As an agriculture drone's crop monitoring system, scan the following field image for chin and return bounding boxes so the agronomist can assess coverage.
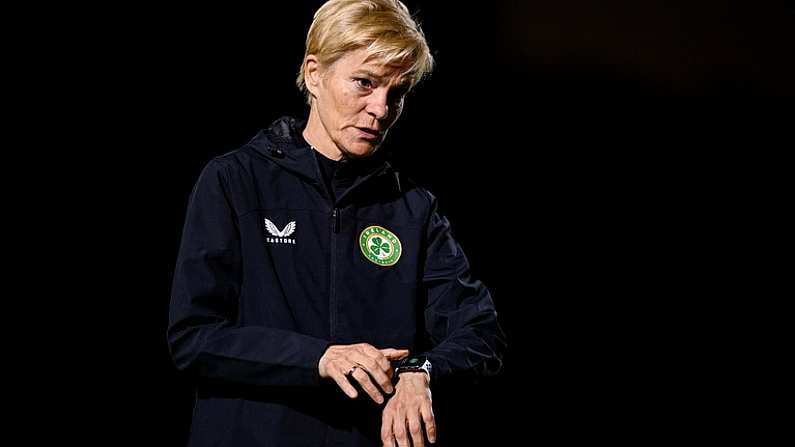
[346,141,379,158]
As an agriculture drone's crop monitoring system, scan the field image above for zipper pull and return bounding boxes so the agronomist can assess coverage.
[332,208,340,233]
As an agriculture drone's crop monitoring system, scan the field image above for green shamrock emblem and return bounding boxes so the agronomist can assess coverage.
[359,226,401,266]
[369,236,391,256]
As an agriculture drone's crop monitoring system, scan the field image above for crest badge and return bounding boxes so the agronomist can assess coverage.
[359,225,402,266]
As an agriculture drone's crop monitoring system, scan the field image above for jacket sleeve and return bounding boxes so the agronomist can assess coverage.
[167,160,331,387]
[419,193,507,383]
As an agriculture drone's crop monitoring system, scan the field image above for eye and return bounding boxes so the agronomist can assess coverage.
[354,78,373,89]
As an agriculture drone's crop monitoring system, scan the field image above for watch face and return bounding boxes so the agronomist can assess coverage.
[402,356,425,367]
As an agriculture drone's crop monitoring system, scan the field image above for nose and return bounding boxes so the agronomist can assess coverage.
[365,89,389,121]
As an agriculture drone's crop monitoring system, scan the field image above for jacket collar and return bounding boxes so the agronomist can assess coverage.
[244,116,399,203]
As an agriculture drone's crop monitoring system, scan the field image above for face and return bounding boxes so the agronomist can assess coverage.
[306,48,411,158]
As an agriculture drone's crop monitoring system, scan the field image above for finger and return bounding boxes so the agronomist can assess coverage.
[379,348,410,360]
[351,367,385,404]
[408,410,425,447]
[369,366,394,395]
[363,346,394,377]
[351,353,394,394]
[330,367,358,399]
[355,349,391,375]
[381,407,396,447]
[394,409,410,447]
[421,404,437,444]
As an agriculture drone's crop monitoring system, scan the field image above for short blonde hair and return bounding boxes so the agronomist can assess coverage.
[297,0,434,104]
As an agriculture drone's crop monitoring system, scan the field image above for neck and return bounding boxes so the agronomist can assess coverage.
[303,104,344,161]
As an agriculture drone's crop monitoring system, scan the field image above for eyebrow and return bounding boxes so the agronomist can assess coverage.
[354,70,385,80]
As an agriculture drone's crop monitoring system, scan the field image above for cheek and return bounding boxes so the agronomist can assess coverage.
[339,91,363,114]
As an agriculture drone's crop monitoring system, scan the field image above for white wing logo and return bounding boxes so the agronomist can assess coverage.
[264,219,297,237]
[280,221,296,237]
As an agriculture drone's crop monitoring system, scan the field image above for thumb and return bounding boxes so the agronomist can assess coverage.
[379,348,410,360]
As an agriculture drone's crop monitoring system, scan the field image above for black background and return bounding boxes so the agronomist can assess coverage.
[28,0,792,444]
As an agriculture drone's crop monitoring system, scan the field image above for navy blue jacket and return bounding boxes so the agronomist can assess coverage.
[168,117,506,446]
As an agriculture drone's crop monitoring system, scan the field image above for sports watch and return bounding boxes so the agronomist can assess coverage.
[394,355,432,379]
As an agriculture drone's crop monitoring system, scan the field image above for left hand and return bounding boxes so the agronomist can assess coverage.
[380,372,436,447]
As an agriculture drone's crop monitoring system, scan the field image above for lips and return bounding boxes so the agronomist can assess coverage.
[355,127,383,138]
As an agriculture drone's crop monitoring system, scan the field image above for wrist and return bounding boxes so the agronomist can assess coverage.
[395,371,430,387]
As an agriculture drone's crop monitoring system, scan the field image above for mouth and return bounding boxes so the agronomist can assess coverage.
[355,127,384,140]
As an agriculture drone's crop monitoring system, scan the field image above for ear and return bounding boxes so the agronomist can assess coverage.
[304,55,322,97]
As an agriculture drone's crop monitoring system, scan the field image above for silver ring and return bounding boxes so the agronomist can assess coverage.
[346,365,359,376]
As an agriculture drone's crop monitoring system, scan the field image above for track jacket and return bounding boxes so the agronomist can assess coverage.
[168,116,506,446]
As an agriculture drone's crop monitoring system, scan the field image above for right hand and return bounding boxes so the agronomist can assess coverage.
[318,344,409,404]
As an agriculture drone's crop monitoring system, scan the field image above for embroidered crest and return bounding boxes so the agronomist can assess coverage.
[359,225,402,266]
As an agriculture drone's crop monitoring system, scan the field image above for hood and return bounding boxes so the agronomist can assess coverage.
[243,116,398,203]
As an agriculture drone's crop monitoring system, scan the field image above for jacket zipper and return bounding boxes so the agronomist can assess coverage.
[332,208,340,233]
[306,148,388,342]
[307,148,341,342]
[329,207,339,341]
